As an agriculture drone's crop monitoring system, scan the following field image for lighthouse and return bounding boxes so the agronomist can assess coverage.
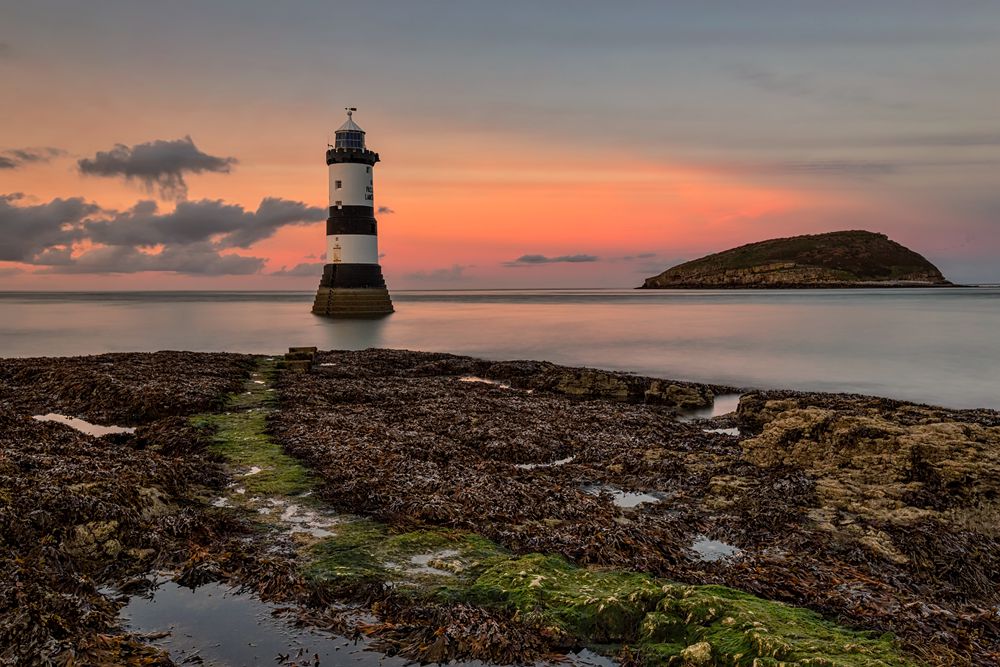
[312,108,394,317]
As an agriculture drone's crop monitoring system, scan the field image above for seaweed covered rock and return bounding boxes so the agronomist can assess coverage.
[0,351,256,424]
[272,349,999,664]
[0,352,250,663]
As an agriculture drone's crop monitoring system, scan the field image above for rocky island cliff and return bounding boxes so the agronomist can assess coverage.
[641,230,951,288]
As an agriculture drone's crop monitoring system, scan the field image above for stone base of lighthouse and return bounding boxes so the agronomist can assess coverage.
[312,263,393,317]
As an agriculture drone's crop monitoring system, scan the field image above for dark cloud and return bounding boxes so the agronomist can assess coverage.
[621,252,657,261]
[85,197,324,249]
[377,206,395,214]
[882,132,1000,148]
[503,254,599,267]
[0,266,24,277]
[78,136,236,200]
[43,242,265,275]
[404,264,472,281]
[0,147,65,170]
[271,261,324,277]
[0,193,95,262]
[0,193,322,276]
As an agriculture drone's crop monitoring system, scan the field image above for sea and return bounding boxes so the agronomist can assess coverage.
[0,288,997,410]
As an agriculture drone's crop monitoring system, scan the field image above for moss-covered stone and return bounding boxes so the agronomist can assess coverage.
[470,553,665,643]
[469,555,917,666]
[307,522,509,589]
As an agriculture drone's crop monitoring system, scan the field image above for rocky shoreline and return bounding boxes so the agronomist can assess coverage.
[1,350,997,665]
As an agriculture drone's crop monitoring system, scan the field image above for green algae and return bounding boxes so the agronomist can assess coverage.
[190,358,313,497]
[470,555,917,666]
[307,522,509,590]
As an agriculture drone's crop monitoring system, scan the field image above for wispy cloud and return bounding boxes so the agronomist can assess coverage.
[0,147,65,170]
[78,136,236,200]
[728,63,908,111]
[405,264,473,281]
[377,206,395,214]
[271,261,324,277]
[503,253,599,267]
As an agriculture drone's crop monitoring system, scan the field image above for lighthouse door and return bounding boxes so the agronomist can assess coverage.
[332,242,342,263]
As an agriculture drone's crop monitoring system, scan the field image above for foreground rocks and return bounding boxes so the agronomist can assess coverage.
[0,353,252,664]
[1,349,997,665]
[272,349,999,665]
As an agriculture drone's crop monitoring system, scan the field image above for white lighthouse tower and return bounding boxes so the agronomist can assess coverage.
[312,108,394,317]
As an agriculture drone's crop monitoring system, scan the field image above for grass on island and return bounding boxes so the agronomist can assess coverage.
[192,357,920,666]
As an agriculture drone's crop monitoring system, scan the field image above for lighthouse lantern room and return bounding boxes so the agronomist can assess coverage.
[312,108,394,317]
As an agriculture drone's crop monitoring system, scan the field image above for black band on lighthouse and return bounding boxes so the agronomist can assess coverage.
[318,263,388,289]
[327,206,378,235]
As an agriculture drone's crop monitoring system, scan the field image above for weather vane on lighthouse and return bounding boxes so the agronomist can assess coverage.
[312,107,394,317]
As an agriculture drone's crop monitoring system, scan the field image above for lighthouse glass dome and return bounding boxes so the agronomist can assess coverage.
[335,130,365,150]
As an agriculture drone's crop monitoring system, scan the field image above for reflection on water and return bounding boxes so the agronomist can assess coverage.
[582,484,664,508]
[691,536,742,562]
[1,288,998,409]
[679,394,743,421]
[120,580,391,666]
[33,413,135,436]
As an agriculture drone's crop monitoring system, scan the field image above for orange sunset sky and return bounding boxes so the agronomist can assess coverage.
[2,2,999,288]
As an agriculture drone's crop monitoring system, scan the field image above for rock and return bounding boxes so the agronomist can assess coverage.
[137,486,171,520]
[680,641,713,666]
[62,520,122,561]
[542,368,631,401]
[645,381,710,410]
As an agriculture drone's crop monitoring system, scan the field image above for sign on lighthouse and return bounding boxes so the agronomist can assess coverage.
[312,108,394,317]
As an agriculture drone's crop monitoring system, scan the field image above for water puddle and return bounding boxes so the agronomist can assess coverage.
[703,427,740,437]
[120,579,395,666]
[120,578,613,666]
[691,535,742,562]
[32,413,136,437]
[565,649,618,667]
[458,376,512,389]
[407,549,461,576]
[252,498,342,539]
[582,485,663,508]
[514,455,575,470]
[679,393,742,421]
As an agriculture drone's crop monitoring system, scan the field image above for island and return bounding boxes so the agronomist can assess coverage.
[641,230,952,289]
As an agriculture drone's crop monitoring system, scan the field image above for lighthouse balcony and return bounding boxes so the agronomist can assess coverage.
[326,147,380,166]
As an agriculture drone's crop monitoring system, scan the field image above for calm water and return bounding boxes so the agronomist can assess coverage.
[0,288,997,409]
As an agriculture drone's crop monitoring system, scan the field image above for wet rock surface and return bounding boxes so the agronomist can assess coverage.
[0,352,247,664]
[0,351,255,424]
[2,348,998,665]
[271,349,999,665]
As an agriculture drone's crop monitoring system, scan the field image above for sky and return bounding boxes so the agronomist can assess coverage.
[1,0,999,289]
